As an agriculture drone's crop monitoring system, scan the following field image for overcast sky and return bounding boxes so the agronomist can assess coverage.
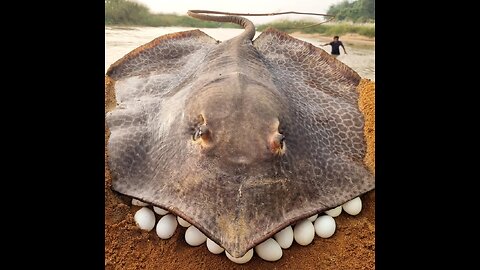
[130,0,344,24]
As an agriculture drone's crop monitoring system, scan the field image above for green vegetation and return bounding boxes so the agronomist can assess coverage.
[257,21,374,38]
[105,0,239,28]
[327,0,375,22]
[105,0,374,37]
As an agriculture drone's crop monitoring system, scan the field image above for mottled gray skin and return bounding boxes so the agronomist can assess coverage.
[106,14,374,258]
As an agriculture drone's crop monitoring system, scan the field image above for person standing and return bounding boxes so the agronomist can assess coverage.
[321,36,347,56]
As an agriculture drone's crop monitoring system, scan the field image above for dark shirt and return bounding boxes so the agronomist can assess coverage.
[329,41,343,55]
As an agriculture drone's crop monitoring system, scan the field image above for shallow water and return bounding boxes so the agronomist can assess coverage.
[105,26,375,81]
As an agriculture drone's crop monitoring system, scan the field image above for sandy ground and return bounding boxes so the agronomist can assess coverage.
[105,77,375,269]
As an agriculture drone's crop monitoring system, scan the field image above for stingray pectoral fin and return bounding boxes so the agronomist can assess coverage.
[106,30,217,80]
[224,28,374,255]
[253,28,360,89]
[252,28,372,175]
[106,30,217,201]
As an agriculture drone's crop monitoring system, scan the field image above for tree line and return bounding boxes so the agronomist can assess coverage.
[104,0,374,37]
[327,0,375,22]
[105,0,238,28]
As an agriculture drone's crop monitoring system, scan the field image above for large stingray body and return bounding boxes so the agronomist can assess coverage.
[106,13,374,258]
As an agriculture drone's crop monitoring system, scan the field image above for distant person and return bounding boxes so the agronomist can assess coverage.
[321,36,347,57]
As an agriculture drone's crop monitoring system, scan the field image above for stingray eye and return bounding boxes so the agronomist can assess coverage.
[279,135,286,148]
[193,128,202,141]
[271,133,286,155]
[192,125,210,142]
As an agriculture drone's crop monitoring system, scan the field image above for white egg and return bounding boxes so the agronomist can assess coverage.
[153,206,169,216]
[185,226,207,246]
[206,238,224,254]
[274,226,294,249]
[307,214,318,222]
[132,198,149,207]
[343,197,362,215]
[225,249,254,264]
[156,214,178,239]
[314,215,336,238]
[325,205,342,217]
[134,207,155,231]
[177,216,191,227]
[255,238,283,261]
[293,219,315,246]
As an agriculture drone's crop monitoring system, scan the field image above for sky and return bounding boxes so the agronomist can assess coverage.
[130,0,344,24]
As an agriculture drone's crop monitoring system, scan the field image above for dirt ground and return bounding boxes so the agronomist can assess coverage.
[105,77,375,269]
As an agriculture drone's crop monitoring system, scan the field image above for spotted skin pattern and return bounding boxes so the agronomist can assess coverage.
[106,25,374,258]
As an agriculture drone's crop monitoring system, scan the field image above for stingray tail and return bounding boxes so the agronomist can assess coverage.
[187,10,255,41]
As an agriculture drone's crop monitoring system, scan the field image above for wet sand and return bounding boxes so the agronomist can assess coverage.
[105,78,375,269]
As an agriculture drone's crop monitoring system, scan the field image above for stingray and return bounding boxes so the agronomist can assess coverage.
[105,10,375,258]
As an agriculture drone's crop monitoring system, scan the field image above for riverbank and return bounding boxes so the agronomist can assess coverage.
[291,32,375,47]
